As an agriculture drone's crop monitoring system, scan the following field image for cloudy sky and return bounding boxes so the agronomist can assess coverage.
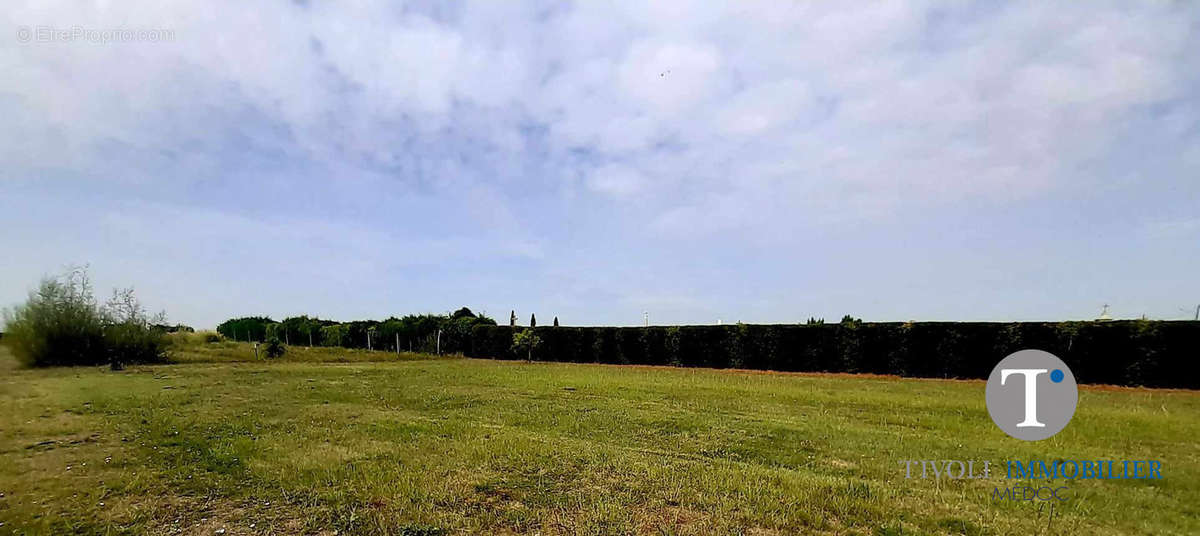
[2,1,1198,328]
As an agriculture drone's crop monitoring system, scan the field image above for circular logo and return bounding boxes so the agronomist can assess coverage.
[17,26,32,43]
[985,349,1077,441]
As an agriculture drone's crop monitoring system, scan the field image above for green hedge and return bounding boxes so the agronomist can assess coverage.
[467,321,1200,389]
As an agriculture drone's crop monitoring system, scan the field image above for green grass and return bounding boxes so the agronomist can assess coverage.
[0,342,1197,535]
[163,334,438,365]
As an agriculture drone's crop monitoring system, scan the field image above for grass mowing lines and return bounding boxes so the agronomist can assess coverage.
[1,344,1198,534]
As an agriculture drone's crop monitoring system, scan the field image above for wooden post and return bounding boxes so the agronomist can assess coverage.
[367,331,372,351]
[436,329,441,355]
[396,333,400,356]
[253,342,259,360]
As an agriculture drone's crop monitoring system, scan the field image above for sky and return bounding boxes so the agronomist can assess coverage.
[1,1,1198,329]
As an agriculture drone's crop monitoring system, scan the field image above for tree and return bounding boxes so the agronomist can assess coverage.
[553,316,559,327]
[298,317,322,347]
[510,310,516,327]
[320,324,348,347]
[452,307,476,319]
[216,316,275,342]
[511,329,542,362]
[530,313,537,328]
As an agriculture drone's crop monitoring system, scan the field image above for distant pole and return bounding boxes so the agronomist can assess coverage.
[643,311,649,327]
[285,332,289,346]
[436,330,442,355]
[309,331,313,347]
[396,333,400,355]
[367,331,372,351]
[1195,304,1199,321]
[253,343,259,360]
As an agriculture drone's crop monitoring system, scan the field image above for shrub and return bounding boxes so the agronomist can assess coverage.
[100,287,169,368]
[2,269,105,367]
[203,332,222,343]
[2,268,168,368]
[264,336,286,359]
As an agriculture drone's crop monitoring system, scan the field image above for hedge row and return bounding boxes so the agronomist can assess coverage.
[467,321,1200,389]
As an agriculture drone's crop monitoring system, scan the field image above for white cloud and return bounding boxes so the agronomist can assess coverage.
[586,164,646,197]
[617,40,723,118]
[2,1,1198,324]
[716,79,812,136]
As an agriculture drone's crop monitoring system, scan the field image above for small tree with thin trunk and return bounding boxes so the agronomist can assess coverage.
[511,329,542,362]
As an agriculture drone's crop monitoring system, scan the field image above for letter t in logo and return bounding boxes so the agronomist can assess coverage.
[987,350,1077,441]
[1001,369,1048,427]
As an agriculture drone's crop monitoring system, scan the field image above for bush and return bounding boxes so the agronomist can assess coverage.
[264,336,286,359]
[203,332,222,343]
[101,287,169,367]
[2,268,168,368]
[2,269,105,367]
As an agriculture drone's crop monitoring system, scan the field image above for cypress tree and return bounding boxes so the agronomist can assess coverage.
[510,310,516,327]
[530,313,537,328]
[553,316,559,327]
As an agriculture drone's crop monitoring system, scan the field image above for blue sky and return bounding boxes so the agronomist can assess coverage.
[2,1,1198,328]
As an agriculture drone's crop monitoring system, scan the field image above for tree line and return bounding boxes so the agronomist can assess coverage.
[215,307,497,354]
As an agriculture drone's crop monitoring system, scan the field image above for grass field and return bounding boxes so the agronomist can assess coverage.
[0,342,1197,535]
